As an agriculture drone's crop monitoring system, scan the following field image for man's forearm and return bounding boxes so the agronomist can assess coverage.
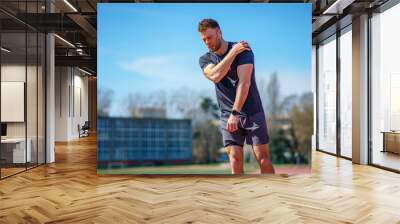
[205,50,237,83]
[232,81,251,112]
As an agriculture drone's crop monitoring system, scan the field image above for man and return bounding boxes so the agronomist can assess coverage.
[198,18,275,174]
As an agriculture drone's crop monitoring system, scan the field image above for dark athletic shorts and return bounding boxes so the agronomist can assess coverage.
[220,111,270,147]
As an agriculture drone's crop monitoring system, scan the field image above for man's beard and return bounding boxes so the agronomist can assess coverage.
[212,39,222,52]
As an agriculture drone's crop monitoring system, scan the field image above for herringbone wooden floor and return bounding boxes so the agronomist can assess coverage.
[1,135,400,224]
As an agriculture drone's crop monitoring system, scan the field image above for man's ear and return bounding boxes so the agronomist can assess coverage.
[217,28,222,36]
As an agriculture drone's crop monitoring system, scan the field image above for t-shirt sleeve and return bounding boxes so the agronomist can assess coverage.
[236,49,254,66]
[199,54,212,70]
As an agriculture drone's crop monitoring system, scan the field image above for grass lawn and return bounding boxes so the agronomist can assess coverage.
[97,163,310,175]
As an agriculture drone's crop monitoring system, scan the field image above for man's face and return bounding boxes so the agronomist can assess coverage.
[200,28,222,52]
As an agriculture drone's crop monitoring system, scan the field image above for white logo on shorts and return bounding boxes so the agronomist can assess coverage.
[246,122,259,131]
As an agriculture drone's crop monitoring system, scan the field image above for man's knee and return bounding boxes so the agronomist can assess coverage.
[253,144,270,156]
[230,153,244,163]
[253,149,271,163]
[226,146,243,162]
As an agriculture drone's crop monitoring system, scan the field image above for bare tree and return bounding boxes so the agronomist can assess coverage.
[280,94,298,116]
[124,90,167,117]
[192,120,223,163]
[98,87,114,117]
[200,97,219,119]
[289,92,313,156]
[266,72,281,118]
[168,87,212,119]
[257,73,313,164]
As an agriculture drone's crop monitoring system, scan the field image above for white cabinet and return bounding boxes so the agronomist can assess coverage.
[1,138,32,163]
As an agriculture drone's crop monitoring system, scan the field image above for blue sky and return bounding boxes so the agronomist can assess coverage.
[98,3,311,116]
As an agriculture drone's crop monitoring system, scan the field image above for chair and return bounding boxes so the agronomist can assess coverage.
[79,121,90,138]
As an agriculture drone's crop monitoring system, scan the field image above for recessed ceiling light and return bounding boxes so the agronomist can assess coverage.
[322,0,355,15]
[54,34,75,48]
[78,67,93,76]
[1,47,11,53]
[63,0,78,12]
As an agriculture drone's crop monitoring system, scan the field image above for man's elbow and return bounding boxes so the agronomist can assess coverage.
[204,70,219,83]
[210,73,222,83]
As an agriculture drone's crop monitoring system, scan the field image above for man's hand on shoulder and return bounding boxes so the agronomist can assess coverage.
[199,41,250,84]
[231,41,251,56]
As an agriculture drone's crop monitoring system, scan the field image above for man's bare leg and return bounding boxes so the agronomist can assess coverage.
[225,145,244,174]
[252,144,275,174]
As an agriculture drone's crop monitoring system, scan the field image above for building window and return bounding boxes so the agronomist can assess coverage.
[339,26,352,158]
[371,3,400,171]
[317,35,337,154]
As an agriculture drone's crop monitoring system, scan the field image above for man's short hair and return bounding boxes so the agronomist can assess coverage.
[198,18,220,32]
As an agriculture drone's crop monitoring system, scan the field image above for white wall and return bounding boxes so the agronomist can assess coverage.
[55,67,89,141]
[1,65,26,130]
[1,65,40,138]
[72,72,89,138]
[55,66,69,141]
[1,65,26,142]
[1,63,46,164]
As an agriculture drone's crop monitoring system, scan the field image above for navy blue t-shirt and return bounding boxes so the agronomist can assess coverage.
[199,41,264,117]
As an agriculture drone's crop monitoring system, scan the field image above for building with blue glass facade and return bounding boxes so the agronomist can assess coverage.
[97,116,192,168]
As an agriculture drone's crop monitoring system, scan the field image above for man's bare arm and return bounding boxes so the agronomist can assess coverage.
[203,50,237,83]
[232,64,253,112]
[202,41,250,83]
